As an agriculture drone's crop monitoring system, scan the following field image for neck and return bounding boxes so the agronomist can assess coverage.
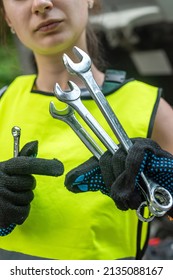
[34,51,104,93]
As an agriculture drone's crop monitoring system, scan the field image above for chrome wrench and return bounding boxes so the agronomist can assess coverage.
[54,81,118,155]
[49,102,103,159]
[63,46,132,151]
[62,47,173,221]
[53,80,169,221]
[11,126,21,157]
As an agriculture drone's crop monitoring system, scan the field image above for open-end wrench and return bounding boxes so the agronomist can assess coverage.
[62,47,173,221]
[54,81,118,155]
[11,126,21,157]
[49,102,103,159]
[63,46,132,151]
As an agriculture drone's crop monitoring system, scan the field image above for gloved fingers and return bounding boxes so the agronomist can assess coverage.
[0,173,36,191]
[111,196,129,211]
[127,137,173,165]
[65,156,110,195]
[0,188,34,206]
[99,146,136,188]
[65,156,99,191]
[118,139,152,188]
[99,151,115,187]
[0,204,31,227]
[112,148,127,177]
[126,191,143,210]
[68,156,99,177]
[110,172,143,211]
[124,138,173,188]
[111,188,143,210]
[130,137,162,151]
[128,139,173,198]
[19,141,38,157]
[0,157,64,176]
[110,172,130,210]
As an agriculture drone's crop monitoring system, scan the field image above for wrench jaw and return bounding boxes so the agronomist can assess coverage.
[63,46,91,74]
[49,101,74,120]
[11,126,21,138]
[54,81,81,103]
[54,82,66,102]
[49,102,58,120]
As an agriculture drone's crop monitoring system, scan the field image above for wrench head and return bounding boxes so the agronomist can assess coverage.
[63,46,91,74]
[11,126,21,137]
[54,80,81,102]
[49,101,74,120]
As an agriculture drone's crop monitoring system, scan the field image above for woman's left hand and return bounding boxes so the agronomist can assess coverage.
[65,138,173,216]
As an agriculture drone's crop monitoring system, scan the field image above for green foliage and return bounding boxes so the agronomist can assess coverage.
[0,34,21,88]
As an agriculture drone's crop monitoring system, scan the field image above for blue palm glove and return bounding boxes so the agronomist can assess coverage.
[0,141,64,236]
[65,156,109,195]
[65,138,173,216]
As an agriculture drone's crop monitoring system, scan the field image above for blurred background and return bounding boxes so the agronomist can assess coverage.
[92,0,173,106]
[2,0,173,105]
[1,0,173,259]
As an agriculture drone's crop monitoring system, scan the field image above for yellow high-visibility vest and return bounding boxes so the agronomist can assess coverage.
[0,73,161,259]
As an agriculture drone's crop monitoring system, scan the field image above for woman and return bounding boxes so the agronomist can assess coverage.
[0,0,173,260]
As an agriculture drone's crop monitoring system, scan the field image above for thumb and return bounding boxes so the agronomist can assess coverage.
[19,141,38,157]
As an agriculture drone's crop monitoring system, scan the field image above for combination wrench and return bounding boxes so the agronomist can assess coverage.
[49,102,104,160]
[54,81,118,155]
[63,47,132,152]
[11,126,21,157]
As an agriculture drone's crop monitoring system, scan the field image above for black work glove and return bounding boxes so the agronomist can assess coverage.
[65,138,173,216]
[0,141,64,236]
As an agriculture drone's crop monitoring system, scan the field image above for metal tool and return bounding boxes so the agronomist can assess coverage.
[11,126,21,157]
[49,102,103,160]
[54,81,118,155]
[53,79,172,221]
[63,46,132,151]
[61,46,173,221]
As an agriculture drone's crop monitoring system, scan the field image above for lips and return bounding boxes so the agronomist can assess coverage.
[35,20,62,32]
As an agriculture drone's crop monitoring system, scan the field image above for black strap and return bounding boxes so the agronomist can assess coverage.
[136,218,150,260]
[104,69,126,83]
[81,69,127,100]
